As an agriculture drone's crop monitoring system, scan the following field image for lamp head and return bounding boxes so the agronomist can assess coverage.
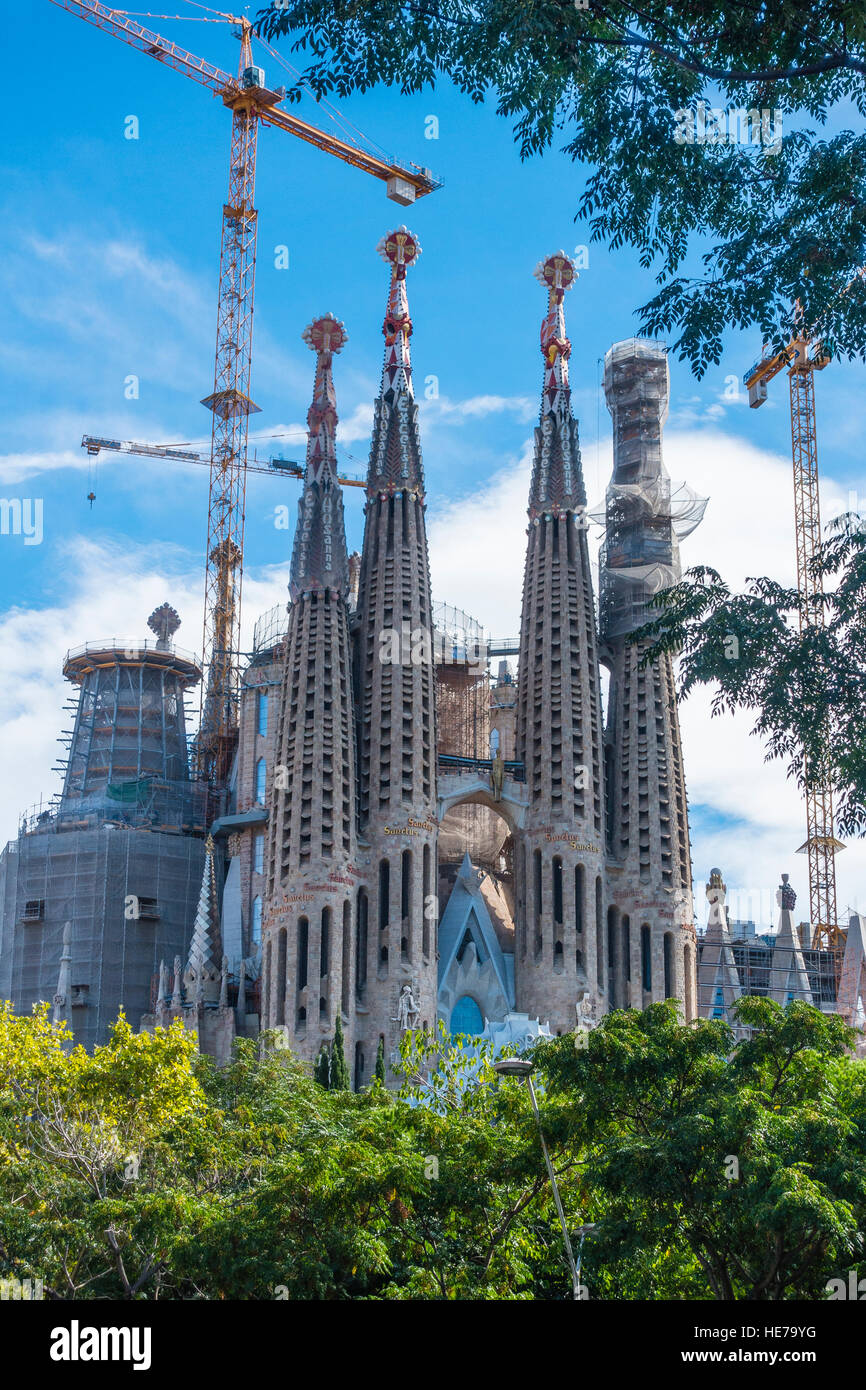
[493,1057,535,1079]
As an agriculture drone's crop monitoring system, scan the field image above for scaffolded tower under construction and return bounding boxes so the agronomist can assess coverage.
[0,606,208,1049]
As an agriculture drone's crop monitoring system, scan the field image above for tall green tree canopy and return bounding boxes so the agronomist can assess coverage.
[2,1001,864,1299]
[636,521,866,839]
[258,0,866,373]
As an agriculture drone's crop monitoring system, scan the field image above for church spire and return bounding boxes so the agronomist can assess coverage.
[528,251,585,516]
[366,226,425,497]
[52,921,72,1028]
[184,833,221,1004]
[290,313,350,600]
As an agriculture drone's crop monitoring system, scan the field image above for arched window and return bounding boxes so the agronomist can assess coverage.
[320,907,331,977]
[607,906,619,1009]
[490,728,500,754]
[401,849,412,921]
[254,832,265,875]
[297,916,309,991]
[341,901,351,1015]
[422,844,432,959]
[257,689,268,737]
[379,859,390,931]
[575,863,584,935]
[355,888,368,996]
[276,929,287,1026]
[641,924,652,992]
[595,877,604,987]
[450,995,484,1036]
[255,757,266,804]
[663,932,673,999]
[552,856,563,924]
[251,895,263,946]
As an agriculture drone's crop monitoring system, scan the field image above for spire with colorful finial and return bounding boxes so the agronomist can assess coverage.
[528,250,585,515]
[289,313,350,601]
[367,226,426,497]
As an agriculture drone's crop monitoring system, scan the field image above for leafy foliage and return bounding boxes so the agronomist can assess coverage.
[256,0,866,373]
[331,1012,350,1090]
[635,520,866,838]
[1,1000,863,1299]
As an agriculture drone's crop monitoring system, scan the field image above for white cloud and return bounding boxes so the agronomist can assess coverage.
[2,402,862,925]
[0,537,289,846]
[428,423,866,922]
[421,393,536,424]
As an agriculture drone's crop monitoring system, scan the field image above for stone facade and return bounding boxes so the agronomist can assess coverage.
[256,243,703,1081]
[599,337,700,1020]
[262,314,361,1069]
[514,253,606,1032]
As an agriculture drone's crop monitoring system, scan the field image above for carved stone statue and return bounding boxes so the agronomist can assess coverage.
[156,959,169,1019]
[576,989,599,1028]
[219,955,229,1009]
[393,982,420,1032]
[171,954,183,1009]
[490,751,505,802]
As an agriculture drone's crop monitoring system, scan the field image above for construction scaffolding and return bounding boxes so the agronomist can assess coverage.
[432,601,513,874]
[433,600,489,759]
[0,818,207,1051]
[58,620,206,832]
[599,339,707,639]
[251,602,290,659]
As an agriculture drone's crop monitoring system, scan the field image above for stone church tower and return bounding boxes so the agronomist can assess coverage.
[600,338,700,1018]
[263,313,359,1063]
[257,244,702,1082]
[514,252,606,1033]
[352,227,438,1081]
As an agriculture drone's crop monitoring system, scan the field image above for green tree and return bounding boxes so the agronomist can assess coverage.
[2,999,863,1299]
[542,999,866,1300]
[259,0,866,373]
[375,1036,386,1084]
[330,1012,350,1090]
[636,520,866,839]
[314,1044,331,1089]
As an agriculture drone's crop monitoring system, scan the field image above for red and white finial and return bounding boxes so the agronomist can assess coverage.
[377,226,422,277]
[290,313,350,598]
[302,312,348,358]
[535,251,577,404]
[376,226,420,399]
[299,312,346,483]
[534,250,577,302]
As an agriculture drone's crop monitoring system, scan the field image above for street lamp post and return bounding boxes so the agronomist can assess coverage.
[493,1056,586,1301]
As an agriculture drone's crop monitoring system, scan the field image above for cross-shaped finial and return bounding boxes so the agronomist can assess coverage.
[147,603,181,648]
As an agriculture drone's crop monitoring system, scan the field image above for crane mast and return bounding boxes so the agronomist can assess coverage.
[49,0,440,797]
[199,23,260,787]
[787,337,842,950]
[745,324,842,950]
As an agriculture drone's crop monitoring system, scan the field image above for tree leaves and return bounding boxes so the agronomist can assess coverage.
[255,0,866,373]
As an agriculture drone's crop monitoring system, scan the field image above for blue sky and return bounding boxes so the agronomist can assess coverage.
[2,0,864,923]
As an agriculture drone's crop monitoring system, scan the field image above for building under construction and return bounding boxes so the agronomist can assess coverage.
[2,252,863,1063]
[0,605,208,1049]
[698,869,866,1048]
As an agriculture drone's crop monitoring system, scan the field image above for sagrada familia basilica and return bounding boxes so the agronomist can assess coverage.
[7,230,862,1078]
[248,230,703,1082]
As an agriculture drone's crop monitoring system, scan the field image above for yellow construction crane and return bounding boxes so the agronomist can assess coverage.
[743,301,851,950]
[81,434,368,487]
[51,0,440,790]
